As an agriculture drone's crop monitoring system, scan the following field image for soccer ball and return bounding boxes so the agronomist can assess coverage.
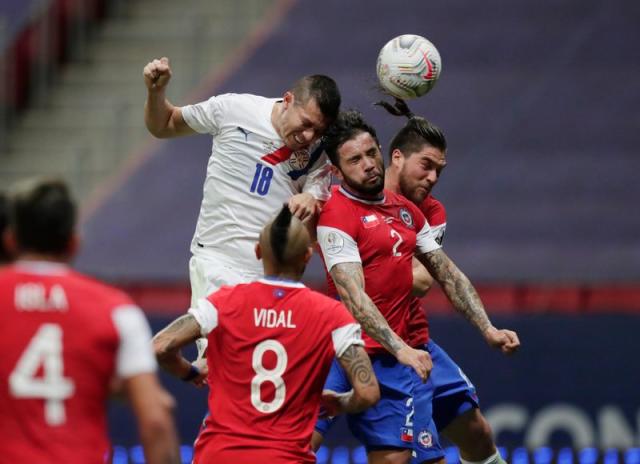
[376,34,442,100]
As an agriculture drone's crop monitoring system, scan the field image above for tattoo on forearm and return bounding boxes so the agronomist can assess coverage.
[158,314,200,351]
[421,249,491,332]
[340,345,376,387]
[331,263,404,354]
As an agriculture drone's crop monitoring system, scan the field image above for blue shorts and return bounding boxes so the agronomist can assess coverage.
[315,340,478,462]
[319,353,421,451]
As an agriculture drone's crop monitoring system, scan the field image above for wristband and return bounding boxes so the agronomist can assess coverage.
[182,364,200,382]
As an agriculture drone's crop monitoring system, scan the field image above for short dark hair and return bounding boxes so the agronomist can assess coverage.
[389,116,447,158]
[376,98,447,156]
[8,178,76,255]
[323,110,380,167]
[0,192,10,263]
[291,75,341,123]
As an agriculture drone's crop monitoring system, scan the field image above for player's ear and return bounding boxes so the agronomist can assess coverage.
[2,228,18,258]
[66,232,81,259]
[303,246,313,264]
[391,149,405,169]
[283,91,294,109]
[255,243,262,261]
[330,164,344,182]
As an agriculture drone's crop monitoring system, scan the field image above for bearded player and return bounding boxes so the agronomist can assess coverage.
[315,110,519,464]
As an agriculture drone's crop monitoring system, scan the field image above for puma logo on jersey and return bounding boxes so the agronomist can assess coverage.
[254,308,297,329]
[237,126,251,141]
[14,283,68,311]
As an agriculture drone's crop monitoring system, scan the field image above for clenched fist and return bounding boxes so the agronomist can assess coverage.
[143,57,172,91]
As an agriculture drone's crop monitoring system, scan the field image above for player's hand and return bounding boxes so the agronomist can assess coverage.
[189,359,209,387]
[396,345,432,382]
[288,193,321,222]
[320,389,351,418]
[143,57,172,91]
[483,326,520,355]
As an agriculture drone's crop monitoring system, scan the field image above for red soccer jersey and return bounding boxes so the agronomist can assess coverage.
[406,195,447,347]
[189,278,362,464]
[317,186,441,354]
[0,261,156,464]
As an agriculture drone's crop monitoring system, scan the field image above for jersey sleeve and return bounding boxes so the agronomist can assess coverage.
[317,199,362,271]
[317,226,361,272]
[112,305,157,378]
[329,301,364,357]
[406,199,442,255]
[181,94,227,135]
[187,297,219,337]
[332,323,364,357]
[302,151,331,201]
[430,223,447,246]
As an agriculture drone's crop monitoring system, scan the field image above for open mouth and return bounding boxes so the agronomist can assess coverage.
[293,134,304,145]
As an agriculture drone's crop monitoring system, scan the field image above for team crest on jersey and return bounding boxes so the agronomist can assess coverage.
[323,231,344,255]
[288,150,310,170]
[399,208,414,228]
[418,430,433,448]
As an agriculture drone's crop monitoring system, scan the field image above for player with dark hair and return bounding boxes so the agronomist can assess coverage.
[381,99,513,464]
[0,178,180,464]
[143,58,341,362]
[153,206,379,464]
[0,191,10,264]
[315,110,519,464]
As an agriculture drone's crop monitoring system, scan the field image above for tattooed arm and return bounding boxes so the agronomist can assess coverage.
[330,262,432,380]
[153,315,207,383]
[416,249,520,353]
[322,344,380,415]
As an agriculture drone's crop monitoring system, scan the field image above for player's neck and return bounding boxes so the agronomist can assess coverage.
[384,168,401,194]
[17,253,69,264]
[340,183,384,202]
[263,264,303,282]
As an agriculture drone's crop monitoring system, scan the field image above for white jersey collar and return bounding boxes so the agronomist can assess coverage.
[14,260,70,276]
[258,277,306,288]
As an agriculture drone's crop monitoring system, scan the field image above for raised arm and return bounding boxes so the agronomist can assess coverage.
[143,57,195,138]
[322,344,380,415]
[152,314,207,385]
[416,248,520,354]
[330,262,431,380]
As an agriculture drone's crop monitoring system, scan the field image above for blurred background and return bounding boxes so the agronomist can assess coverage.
[1,0,639,462]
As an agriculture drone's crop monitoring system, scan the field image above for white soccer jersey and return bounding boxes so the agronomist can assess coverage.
[182,93,331,275]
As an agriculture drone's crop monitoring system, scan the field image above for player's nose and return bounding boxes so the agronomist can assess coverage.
[426,169,438,184]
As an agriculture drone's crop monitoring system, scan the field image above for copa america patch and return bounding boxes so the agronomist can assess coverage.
[418,430,433,448]
[289,150,310,170]
[323,231,345,255]
[399,208,414,228]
